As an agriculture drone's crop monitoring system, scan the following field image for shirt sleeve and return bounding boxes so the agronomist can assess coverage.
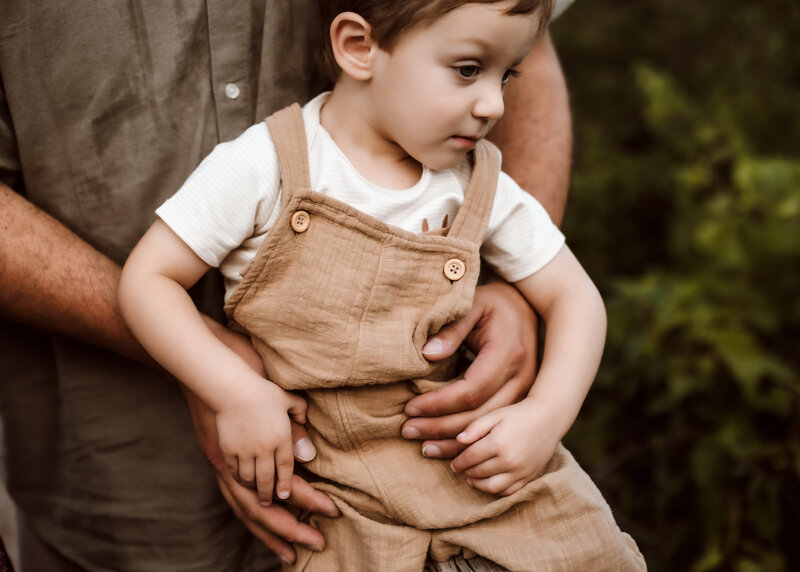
[155,122,281,268]
[481,171,566,283]
[0,72,22,190]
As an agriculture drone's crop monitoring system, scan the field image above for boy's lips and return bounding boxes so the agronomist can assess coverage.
[451,135,480,148]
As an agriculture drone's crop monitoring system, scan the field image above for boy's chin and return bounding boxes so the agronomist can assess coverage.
[421,154,469,173]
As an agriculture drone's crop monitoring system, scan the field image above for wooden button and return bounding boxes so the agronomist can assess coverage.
[443,258,466,281]
[290,210,310,232]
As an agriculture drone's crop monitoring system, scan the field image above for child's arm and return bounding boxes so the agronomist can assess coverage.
[449,245,606,496]
[118,219,306,504]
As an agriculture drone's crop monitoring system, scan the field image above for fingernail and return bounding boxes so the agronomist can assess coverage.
[422,445,442,458]
[406,405,421,416]
[279,555,292,564]
[326,506,341,518]
[456,432,467,442]
[277,489,290,500]
[305,543,324,552]
[402,426,421,439]
[421,337,444,354]
[259,500,271,507]
[294,437,316,462]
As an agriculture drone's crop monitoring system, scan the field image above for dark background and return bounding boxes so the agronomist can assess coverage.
[552,1,800,570]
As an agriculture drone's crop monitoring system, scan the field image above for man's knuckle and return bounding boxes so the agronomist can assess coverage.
[241,505,262,521]
[424,425,443,440]
[462,390,484,409]
[509,342,526,364]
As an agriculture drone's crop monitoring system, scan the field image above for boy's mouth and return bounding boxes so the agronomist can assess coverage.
[451,135,479,148]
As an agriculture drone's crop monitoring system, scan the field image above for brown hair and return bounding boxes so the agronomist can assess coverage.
[318,0,555,82]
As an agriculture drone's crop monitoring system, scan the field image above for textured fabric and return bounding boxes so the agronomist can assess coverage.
[157,93,565,301]
[0,1,323,570]
[225,105,646,572]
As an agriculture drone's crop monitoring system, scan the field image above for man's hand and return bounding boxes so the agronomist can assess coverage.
[192,321,339,563]
[183,386,339,564]
[402,280,538,459]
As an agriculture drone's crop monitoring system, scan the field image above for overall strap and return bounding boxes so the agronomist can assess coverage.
[264,103,312,209]
[446,140,501,245]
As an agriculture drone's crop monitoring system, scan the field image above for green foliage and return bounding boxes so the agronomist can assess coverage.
[554,1,800,570]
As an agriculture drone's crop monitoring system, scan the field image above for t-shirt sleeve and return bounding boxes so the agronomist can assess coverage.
[155,123,281,268]
[481,171,566,283]
[553,0,577,20]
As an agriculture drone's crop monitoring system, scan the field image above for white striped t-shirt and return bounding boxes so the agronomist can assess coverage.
[156,92,565,301]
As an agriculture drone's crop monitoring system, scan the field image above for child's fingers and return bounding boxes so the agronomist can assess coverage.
[466,472,514,495]
[238,457,256,487]
[286,392,308,425]
[274,439,295,501]
[255,456,276,506]
[450,436,497,473]
[455,410,501,445]
[461,456,507,479]
[497,478,527,497]
[225,453,240,482]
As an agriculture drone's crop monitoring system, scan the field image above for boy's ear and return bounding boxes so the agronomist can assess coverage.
[330,12,376,81]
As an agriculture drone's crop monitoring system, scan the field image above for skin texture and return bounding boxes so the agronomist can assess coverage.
[0,6,574,566]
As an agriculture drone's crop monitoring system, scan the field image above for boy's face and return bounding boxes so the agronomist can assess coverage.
[367,1,541,171]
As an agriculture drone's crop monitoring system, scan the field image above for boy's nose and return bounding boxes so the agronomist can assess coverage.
[472,83,505,122]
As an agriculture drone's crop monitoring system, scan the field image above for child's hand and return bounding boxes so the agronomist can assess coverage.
[215,378,307,506]
[449,397,562,496]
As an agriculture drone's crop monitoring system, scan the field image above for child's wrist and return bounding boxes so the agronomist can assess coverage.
[519,394,577,442]
[211,371,276,412]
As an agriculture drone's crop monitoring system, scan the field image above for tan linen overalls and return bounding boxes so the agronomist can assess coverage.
[224,106,646,572]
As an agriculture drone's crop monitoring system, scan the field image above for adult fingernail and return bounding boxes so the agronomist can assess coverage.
[326,506,341,518]
[277,489,290,500]
[402,426,421,439]
[305,543,324,552]
[294,437,316,462]
[406,405,421,416]
[422,445,442,458]
[422,338,444,354]
[279,554,292,564]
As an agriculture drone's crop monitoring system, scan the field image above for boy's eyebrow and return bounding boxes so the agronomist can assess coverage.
[446,36,494,53]
[445,37,527,67]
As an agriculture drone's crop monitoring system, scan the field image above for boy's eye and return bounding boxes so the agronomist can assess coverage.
[502,68,521,84]
[455,65,480,79]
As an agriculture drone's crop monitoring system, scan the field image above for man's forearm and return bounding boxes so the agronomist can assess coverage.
[490,33,572,225]
[0,182,151,363]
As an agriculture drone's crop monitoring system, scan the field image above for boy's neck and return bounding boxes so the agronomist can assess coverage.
[320,82,424,190]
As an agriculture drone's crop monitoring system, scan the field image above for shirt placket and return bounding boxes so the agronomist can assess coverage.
[206,0,252,142]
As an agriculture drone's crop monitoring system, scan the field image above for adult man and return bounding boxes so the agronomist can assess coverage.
[0,0,573,569]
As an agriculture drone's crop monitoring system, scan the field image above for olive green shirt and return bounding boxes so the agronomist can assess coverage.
[0,1,323,570]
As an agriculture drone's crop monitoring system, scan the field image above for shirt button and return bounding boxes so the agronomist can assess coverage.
[224,83,240,100]
[291,210,310,232]
[443,258,466,281]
